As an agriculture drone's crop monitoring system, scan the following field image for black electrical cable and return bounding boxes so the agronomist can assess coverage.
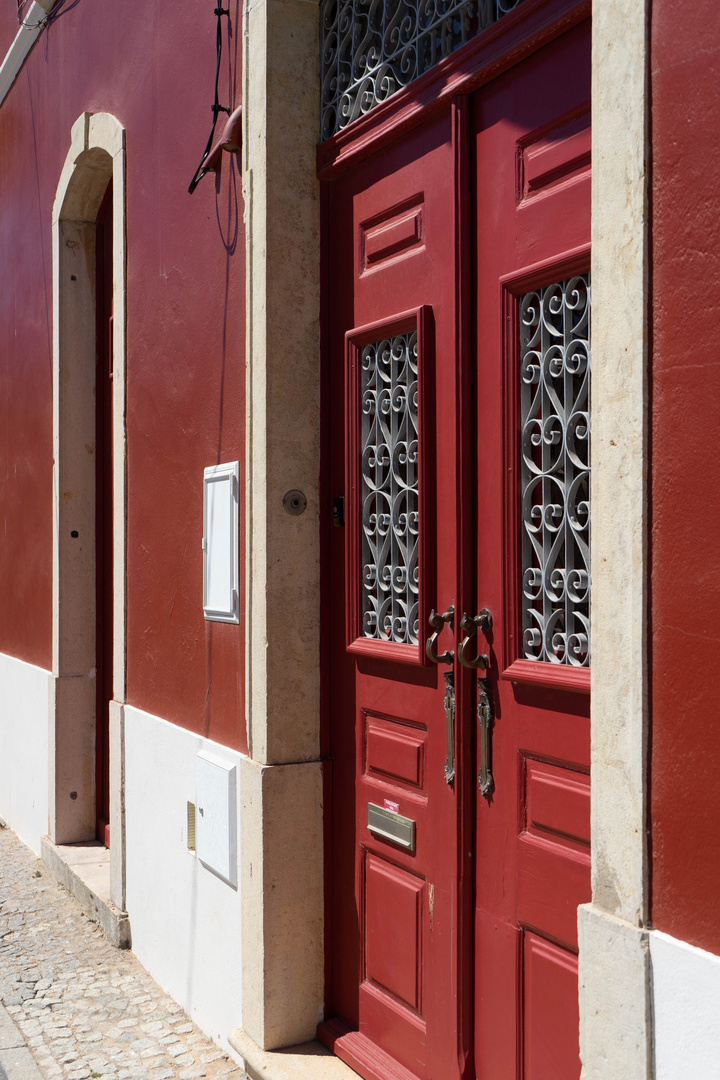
[188,6,231,195]
[17,0,75,30]
[18,0,82,32]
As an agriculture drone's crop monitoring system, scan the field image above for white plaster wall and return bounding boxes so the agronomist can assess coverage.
[651,929,720,1079]
[124,706,243,1055]
[0,652,51,854]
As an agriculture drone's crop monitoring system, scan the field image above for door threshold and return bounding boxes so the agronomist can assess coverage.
[228,1027,360,1080]
[318,1019,421,1080]
[41,837,130,949]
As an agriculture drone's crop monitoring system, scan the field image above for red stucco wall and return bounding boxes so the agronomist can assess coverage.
[651,1,720,950]
[0,1,247,752]
[0,6,22,62]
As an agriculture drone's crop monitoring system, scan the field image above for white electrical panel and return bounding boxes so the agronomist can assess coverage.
[195,751,238,887]
[202,461,239,623]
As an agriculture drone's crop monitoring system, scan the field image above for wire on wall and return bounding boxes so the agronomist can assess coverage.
[188,5,231,194]
[18,0,81,31]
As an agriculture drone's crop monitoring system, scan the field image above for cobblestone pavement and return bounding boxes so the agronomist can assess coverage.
[0,824,247,1080]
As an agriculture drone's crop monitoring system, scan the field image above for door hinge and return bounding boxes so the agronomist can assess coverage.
[332,496,344,527]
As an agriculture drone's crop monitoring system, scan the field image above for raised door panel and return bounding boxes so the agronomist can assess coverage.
[365,854,424,1011]
[522,933,580,1080]
[366,716,425,791]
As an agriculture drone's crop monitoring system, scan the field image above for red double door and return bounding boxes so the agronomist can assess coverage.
[323,20,591,1080]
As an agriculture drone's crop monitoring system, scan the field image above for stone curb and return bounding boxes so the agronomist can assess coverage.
[0,1004,44,1080]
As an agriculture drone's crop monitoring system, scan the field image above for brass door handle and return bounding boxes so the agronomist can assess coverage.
[477,679,494,799]
[425,606,454,665]
[458,609,492,670]
[442,671,455,785]
[426,607,455,785]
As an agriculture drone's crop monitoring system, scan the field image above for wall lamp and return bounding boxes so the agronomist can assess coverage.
[188,105,242,193]
[187,5,241,194]
[203,105,243,175]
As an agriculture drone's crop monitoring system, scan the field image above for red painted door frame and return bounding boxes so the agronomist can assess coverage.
[319,5,591,1079]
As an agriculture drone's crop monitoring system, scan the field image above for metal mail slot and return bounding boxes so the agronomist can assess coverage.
[367,803,416,852]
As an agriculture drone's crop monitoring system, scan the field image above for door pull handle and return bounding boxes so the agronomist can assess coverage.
[426,607,455,784]
[425,606,454,665]
[458,610,492,670]
[443,671,455,785]
[477,677,494,799]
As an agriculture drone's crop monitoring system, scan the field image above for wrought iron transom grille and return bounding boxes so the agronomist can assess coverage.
[361,331,419,645]
[321,0,527,140]
[520,275,590,667]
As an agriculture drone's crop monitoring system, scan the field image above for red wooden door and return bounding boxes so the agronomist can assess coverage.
[322,17,590,1080]
[322,112,468,1080]
[470,26,591,1079]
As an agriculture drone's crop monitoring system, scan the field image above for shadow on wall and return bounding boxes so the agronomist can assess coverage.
[193,10,243,1042]
[203,0,242,747]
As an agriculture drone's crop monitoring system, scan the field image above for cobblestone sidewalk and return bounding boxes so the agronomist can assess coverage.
[0,824,247,1080]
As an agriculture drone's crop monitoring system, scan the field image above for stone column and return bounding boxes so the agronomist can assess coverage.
[579,3,653,1076]
[239,0,324,1052]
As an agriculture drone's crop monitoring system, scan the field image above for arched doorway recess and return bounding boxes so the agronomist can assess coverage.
[50,112,127,911]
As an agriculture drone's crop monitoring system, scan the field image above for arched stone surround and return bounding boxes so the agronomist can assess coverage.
[51,112,127,910]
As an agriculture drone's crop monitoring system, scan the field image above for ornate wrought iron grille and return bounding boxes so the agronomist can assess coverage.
[321,0,527,140]
[361,331,419,645]
[520,275,590,667]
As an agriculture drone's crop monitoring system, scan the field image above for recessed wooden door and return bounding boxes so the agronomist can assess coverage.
[322,111,468,1080]
[322,18,591,1080]
[470,24,591,1079]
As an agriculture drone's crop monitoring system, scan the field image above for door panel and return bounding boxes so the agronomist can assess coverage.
[365,715,426,790]
[525,759,590,848]
[522,933,580,1080]
[365,853,424,1011]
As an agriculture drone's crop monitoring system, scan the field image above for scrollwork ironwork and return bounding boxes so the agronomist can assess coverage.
[321,0,527,140]
[361,331,420,645]
[520,275,591,667]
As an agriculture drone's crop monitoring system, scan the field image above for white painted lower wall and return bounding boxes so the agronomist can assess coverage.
[0,652,51,854]
[651,928,720,1079]
[124,705,243,1056]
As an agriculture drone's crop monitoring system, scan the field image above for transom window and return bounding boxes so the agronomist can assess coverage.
[321,0,527,140]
